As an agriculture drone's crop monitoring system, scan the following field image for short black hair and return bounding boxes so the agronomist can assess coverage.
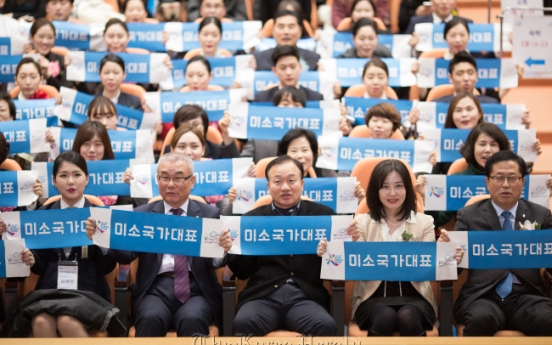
[16,57,42,77]
[352,17,378,37]
[30,18,56,37]
[104,18,129,34]
[46,0,74,3]
[271,44,300,66]
[362,58,388,78]
[100,53,125,73]
[265,155,304,180]
[272,86,306,107]
[366,159,417,222]
[0,93,16,120]
[173,104,209,137]
[278,128,319,167]
[121,0,146,13]
[485,150,528,178]
[53,151,89,177]
[444,17,469,39]
[448,51,477,74]
[0,132,9,165]
[273,9,301,27]
[364,103,402,134]
[460,123,511,170]
[186,55,212,74]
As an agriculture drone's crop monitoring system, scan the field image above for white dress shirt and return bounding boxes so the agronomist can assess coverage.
[104,90,121,105]
[433,13,454,24]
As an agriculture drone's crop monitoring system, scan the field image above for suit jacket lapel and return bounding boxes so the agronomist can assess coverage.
[481,199,502,230]
[186,199,202,218]
[515,199,529,230]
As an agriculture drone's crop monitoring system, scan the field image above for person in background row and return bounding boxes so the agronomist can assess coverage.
[253,10,320,71]
[338,18,391,59]
[318,159,463,336]
[332,0,388,29]
[255,0,312,25]
[405,0,472,34]
[123,0,149,23]
[23,18,73,91]
[195,17,231,58]
[0,93,16,122]
[45,0,73,21]
[0,0,45,20]
[337,0,382,33]
[188,0,247,22]
[398,0,425,33]
[97,54,143,111]
[253,45,324,102]
[0,151,126,338]
[454,150,552,336]
[87,96,119,131]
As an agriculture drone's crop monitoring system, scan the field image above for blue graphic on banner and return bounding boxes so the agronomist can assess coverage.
[339,242,437,281]
[52,21,92,50]
[14,99,56,120]
[1,120,37,154]
[57,128,142,160]
[170,57,242,89]
[39,160,131,197]
[232,216,334,255]
[127,23,166,52]
[0,55,21,82]
[344,97,412,125]
[323,137,418,171]
[157,91,233,123]
[0,37,10,55]
[3,209,92,249]
[432,129,520,162]
[253,71,322,94]
[432,58,503,87]
[237,106,338,140]
[466,230,552,269]
[0,241,5,278]
[334,58,406,87]
[177,22,251,51]
[99,209,206,256]
[76,52,154,83]
[422,24,497,52]
[147,0,158,16]
[0,171,24,207]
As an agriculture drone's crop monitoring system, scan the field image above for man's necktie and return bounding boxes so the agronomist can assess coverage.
[496,211,514,299]
[169,208,191,304]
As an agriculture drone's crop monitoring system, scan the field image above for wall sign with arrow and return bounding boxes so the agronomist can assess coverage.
[513,16,552,78]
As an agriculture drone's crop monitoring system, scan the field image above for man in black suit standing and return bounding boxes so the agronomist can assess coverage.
[254,10,319,71]
[451,150,552,336]
[254,45,324,103]
[405,0,473,34]
[229,155,359,336]
[87,152,232,337]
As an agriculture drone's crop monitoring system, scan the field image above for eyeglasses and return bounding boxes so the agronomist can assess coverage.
[489,176,523,184]
[157,174,193,185]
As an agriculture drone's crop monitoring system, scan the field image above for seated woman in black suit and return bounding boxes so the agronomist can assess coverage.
[0,151,123,337]
[97,54,143,111]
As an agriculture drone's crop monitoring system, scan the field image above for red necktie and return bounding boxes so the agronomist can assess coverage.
[169,208,190,304]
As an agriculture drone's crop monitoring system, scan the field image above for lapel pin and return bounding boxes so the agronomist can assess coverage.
[523,214,525,218]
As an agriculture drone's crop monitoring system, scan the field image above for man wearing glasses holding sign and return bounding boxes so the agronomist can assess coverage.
[87,153,232,337]
[452,150,552,336]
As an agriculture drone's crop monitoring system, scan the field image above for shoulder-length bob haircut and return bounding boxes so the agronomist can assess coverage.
[366,159,417,222]
[459,122,510,168]
[71,121,115,160]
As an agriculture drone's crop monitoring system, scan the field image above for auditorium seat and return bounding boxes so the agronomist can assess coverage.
[336,16,387,31]
[103,0,119,12]
[179,85,225,92]
[344,280,440,336]
[344,84,398,99]
[126,47,150,54]
[9,85,59,100]
[50,46,70,57]
[255,156,316,178]
[447,158,469,175]
[120,84,146,104]
[0,159,22,171]
[348,125,405,139]
[143,18,159,24]
[420,49,448,58]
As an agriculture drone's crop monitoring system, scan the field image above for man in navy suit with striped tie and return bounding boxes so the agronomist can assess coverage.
[87,152,232,336]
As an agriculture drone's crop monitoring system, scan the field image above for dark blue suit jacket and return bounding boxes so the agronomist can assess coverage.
[406,14,473,34]
[107,199,224,329]
[33,199,117,302]
[117,92,143,111]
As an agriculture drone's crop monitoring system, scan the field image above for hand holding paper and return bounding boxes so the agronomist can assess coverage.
[219,229,232,253]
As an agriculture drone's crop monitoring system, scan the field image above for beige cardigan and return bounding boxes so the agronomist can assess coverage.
[350,211,438,320]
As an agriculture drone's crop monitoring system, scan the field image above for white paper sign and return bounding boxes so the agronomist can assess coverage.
[513,16,552,78]
[436,241,460,280]
[3,239,31,278]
